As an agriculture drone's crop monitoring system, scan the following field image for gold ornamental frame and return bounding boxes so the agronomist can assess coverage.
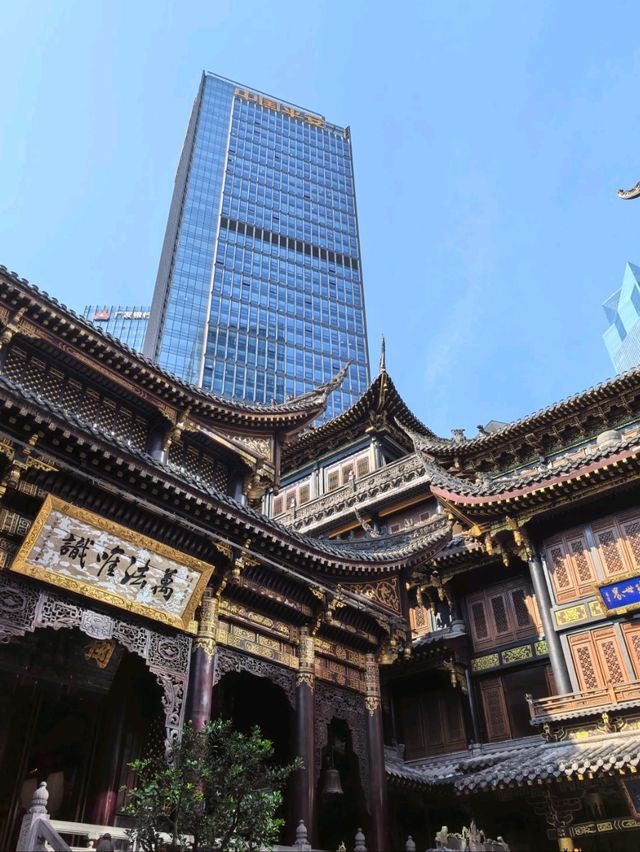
[10,495,214,634]
[595,570,640,618]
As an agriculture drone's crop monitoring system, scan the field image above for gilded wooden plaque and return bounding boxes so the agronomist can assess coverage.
[10,495,213,633]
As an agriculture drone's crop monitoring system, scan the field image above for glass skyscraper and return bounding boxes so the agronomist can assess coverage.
[83,305,150,353]
[144,72,370,419]
[603,262,640,373]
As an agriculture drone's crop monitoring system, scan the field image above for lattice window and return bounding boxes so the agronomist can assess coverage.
[200,456,216,486]
[470,601,489,641]
[79,388,101,425]
[341,462,354,484]
[490,595,509,635]
[594,633,627,685]
[569,627,630,691]
[24,357,46,391]
[185,448,200,477]
[621,623,640,680]
[467,579,539,651]
[272,495,284,515]
[356,456,370,477]
[544,530,596,603]
[298,483,310,504]
[42,368,64,403]
[593,524,628,579]
[97,397,117,432]
[547,545,573,593]
[168,442,184,468]
[480,677,511,741]
[4,345,27,382]
[511,588,535,628]
[569,537,595,585]
[62,379,83,411]
[213,464,229,493]
[327,470,340,491]
[621,517,640,569]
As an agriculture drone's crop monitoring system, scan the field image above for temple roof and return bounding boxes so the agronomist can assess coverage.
[0,372,452,575]
[399,365,640,476]
[0,265,340,431]
[386,731,640,792]
[421,425,640,518]
[282,368,437,469]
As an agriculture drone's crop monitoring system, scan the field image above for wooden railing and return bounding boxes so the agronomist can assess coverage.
[527,681,640,723]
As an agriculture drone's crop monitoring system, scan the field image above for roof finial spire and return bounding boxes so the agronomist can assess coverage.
[379,334,386,374]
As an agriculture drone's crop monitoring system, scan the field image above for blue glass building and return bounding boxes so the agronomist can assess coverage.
[144,72,370,419]
[83,305,150,353]
[603,262,640,373]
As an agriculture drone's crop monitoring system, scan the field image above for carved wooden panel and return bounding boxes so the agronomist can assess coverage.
[568,627,630,691]
[544,530,597,604]
[621,622,640,680]
[592,521,630,580]
[213,646,296,706]
[479,677,511,742]
[0,573,191,751]
[398,691,467,759]
[467,580,540,652]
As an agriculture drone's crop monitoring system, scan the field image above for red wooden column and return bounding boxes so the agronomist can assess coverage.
[292,628,316,843]
[364,653,389,852]
[188,588,218,731]
[89,654,132,825]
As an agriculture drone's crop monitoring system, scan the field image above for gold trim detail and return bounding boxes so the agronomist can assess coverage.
[471,653,500,671]
[9,495,214,634]
[555,604,587,626]
[194,589,219,658]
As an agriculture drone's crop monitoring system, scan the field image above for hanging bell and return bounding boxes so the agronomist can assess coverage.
[320,766,344,796]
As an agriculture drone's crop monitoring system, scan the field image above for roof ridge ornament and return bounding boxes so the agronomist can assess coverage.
[618,181,640,200]
[379,334,386,374]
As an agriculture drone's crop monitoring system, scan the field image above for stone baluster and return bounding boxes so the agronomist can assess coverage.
[294,819,311,851]
[17,782,49,852]
[354,827,367,852]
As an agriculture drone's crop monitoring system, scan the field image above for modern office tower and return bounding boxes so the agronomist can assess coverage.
[83,305,150,353]
[603,262,640,373]
[144,72,370,419]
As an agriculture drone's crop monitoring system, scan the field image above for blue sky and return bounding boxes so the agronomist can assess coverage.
[2,1,640,437]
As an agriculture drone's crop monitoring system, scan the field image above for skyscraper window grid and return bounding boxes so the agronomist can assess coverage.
[144,73,370,418]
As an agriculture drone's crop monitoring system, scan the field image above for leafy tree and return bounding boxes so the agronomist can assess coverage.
[122,719,301,852]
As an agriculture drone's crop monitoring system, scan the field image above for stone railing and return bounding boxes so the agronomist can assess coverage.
[16,781,321,852]
[275,452,428,533]
[527,680,640,724]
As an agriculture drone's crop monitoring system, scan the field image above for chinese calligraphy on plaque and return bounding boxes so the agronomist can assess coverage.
[598,575,640,615]
[10,496,213,632]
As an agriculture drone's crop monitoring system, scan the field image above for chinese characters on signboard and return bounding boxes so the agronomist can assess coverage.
[598,575,640,615]
[10,496,213,632]
[234,88,325,127]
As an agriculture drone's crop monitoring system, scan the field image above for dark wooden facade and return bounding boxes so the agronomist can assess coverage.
[8,262,640,850]
[272,347,640,851]
[0,266,457,851]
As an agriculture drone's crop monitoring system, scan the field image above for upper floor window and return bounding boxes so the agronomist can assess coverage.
[467,579,541,652]
[324,450,371,492]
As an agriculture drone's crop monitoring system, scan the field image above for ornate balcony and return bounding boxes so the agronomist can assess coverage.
[274,452,429,533]
[527,681,640,724]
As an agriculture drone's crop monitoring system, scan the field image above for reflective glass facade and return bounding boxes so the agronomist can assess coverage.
[83,305,150,352]
[603,262,640,373]
[145,73,370,418]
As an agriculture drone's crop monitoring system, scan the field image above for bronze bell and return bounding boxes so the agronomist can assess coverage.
[321,766,344,796]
